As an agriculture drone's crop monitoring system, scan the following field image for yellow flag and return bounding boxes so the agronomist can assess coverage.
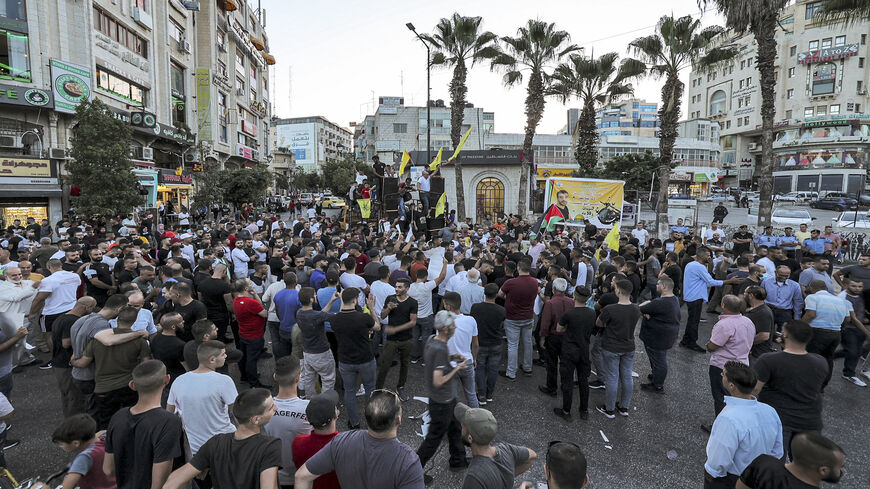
[435,192,446,217]
[358,198,372,219]
[174,167,183,175]
[429,147,443,171]
[399,150,411,176]
[604,223,620,252]
[447,126,473,162]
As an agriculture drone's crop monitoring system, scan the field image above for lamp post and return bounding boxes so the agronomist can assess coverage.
[406,22,431,165]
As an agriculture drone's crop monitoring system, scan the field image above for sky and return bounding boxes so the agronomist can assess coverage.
[260,0,726,135]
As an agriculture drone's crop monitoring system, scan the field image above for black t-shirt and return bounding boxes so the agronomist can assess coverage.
[597,303,641,353]
[190,433,282,489]
[51,313,79,367]
[268,256,285,278]
[385,295,417,342]
[118,269,137,285]
[732,231,753,254]
[166,300,207,342]
[83,262,113,298]
[638,296,681,350]
[739,454,817,489]
[662,264,682,293]
[330,310,375,364]
[559,306,595,352]
[105,407,184,489]
[470,302,506,347]
[150,334,187,381]
[745,305,777,357]
[754,351,828,430]
[198,277,232,320]
[183,340,202,370]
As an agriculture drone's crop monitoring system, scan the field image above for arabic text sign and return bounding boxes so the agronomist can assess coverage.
[545,178,625,228]
[0,158,51,177]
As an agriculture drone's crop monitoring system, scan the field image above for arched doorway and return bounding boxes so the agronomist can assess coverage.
[476,177,504,223]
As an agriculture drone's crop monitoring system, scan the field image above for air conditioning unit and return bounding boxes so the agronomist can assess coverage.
[49,148,67,159]
[747,143,758,150]
[132,7,153,30]
[141,147,154,160]
[0,135,22,148]
[251,150,260,161]
[236,88,245,96]
[177,37,191,53]
[859,90,868,95]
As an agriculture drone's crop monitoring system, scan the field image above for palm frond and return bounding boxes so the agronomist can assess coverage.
[503,70,524,87]
[814,0,870,25]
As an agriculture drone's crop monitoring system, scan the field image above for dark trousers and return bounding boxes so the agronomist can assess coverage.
[543,335,564,391]
[416,399,465,469]
[93,385,137,430]
[841,327,866,377]
[475,344,501,399]
[781,426,820,462]
[681,299,704,346]
[376,339,412,389]
[645,345,669,388]
[73,378,96,418]
[704,472,738,489]
[807,328,840,388]
[709,365,727,416]
[560,345,590,413]
[771,308,793,333]
[213,317,230,343]
[240,336,265,386]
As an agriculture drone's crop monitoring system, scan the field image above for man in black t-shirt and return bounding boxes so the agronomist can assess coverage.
[553,286,596,420]
[376,278,417,400]
[638,277,681,393]
[738,432,845,489]
[595,279,641,419]
[51,297,96,417]
[150,313,187,384]
[164,282,206,342]
[732,225,754,256]
[331,287,381,429]
[743,286,776,361]
[163,388,281,489]
[371,155,386,201]
[196,263,233,342]
[469,283,506,405]
[83,248,115,307]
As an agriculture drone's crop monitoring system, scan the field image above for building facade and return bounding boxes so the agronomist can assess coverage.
[687,0,870,193]
[271,116,352,174]
[0,0,275,227]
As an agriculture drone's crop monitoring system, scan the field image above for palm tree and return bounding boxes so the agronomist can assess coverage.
[815,0,870,24]
[421,13,499,222]
[699,0,791,227]
[624,14,736,237]
[490,20,580,215]
[548,52,644,174]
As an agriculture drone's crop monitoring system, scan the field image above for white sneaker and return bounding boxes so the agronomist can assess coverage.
[631,371,639,378]
[843,375,867,387]
[862,370,870,379]
[355,385,366,396]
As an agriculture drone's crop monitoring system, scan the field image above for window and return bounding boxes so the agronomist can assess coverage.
[217,59,227,78]
[739,79,745,89]
[809,40,819,50]
[737,118,743,127]
[745,77,752,86]
[747,58,753,66]
[741,60,746,69]
[393,123,406,134]
[218,91,227,120]
[725,120,731,129]
[0,29,30,82]
[632,102,639,108]
[96,67,146,106]
[171,63,186,125]
[93,7,147,58]
[738,97,743,108]
[0,0,26,21]
[863,34,867,45]
[811,63,837,95]
[785,110,792,119]
[236,75,244,92]
[133,0,146,9]
[821,38,832,49]
[790,46,796,56]
[788,67,795,78]
[860,58,865,68]
[805,1,823,19]
[787,88,794,99]
[859,80,864,91]
[856,103,862,112]
[804,107,814,118]
[169,18,184,43]
[830,104,840,115]
[217,30,226,52]
[835,36,846,47]
[235,49,245,75]
[744,116,750,126]
[816,106,827,116]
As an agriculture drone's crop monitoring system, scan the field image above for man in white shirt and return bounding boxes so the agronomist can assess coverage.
[631,222,650,249]
[442,291,479,407]
[370,265,396,349]
[180,234,196,266]
[703,222,723,245]
[0,267,40,366]
[445,262,468,293]
[339,257,368,307]
[417,169,432,215]
[231,239,251,279]
[264,355,311,487]
[456,269,485,315]
[408,264,447,361]
[28,259,80,353]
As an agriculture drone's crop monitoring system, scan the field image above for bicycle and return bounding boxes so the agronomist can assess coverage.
[0,466,67,489]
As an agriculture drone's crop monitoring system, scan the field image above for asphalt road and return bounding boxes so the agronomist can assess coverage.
[6,305,870,488]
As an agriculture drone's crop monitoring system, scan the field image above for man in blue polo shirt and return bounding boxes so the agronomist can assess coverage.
[681,248,741,352]
[801,229,830,258]
[776,227,800,259]
[802,280,851,389]
[670,218,689,235]
[754,226,779,253]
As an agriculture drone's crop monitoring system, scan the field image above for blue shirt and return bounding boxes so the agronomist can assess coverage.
[705,396,783,478]
[316,286,342,332]
[274,288,302,331]
[670,225,689,234]
[683,261,723,303]
[802,237,830,254]
[798,268,834,293]
[754,234,779,248]
[804,290,852,330]
[776,234,799,250]
[309,269,326,291]
[760,277,804,318]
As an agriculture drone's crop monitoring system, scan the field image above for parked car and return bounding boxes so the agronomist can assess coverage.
[832,211,870,229]
[298,193,315,206]
[697,194,730,202]
[319,196,346,208]
[809,196,858,211]
[770,209,815,226]
[775,191,818,203]
[668,194,695,201]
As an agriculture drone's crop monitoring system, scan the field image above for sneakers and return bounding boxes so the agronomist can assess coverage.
[410,358,420,364]
[355,385,366,396]
[861,370,870,379]
[630,370,639,378]
[640,382,664,393]
[486,397,493,403]
[38,360,53,370]
[2,439,19,451]
[679,343,707,353]
[596,405,616,419]
[842,375,867,387]
[478,399,487,406]
[553,408,572,421]
[498,370,516,381]
[578,410,589,420]
[615,404,630,417]
[589,380,605,390]
[397,387,410,402]
[522,370,534,377]
[538,385,557,397]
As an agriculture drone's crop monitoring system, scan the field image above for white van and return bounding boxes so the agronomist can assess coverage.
[775,191,817,203]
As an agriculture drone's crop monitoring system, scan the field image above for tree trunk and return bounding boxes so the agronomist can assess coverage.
[753,16,778,227]
[655,73,684,238]
[449,60,468,222]
[574,97,599,175]
[520,70,545,216]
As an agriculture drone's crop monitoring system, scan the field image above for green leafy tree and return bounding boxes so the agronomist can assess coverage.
[548,52,643,174]
[422,13,500,221]
[67,98,142,216]
[490,20,579,215]
[815,0,870,24]
[273,172,290,192]
[624,14,735,236]
[699,0,791,227]
[219,164,273,207]
[321,156,359,197]
[191,158,226,209]
[293,171,323,192]
[592,150,678,191]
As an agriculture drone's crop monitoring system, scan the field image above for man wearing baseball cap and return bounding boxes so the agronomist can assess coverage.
[455,402,536,488]
[292,390,341,489]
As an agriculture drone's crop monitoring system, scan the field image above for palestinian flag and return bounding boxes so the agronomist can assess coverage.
[531,204,569,238]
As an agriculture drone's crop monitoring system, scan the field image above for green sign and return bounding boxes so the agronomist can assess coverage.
[195,68,212,141]
[0,83,53,108]
[50,59,92,114]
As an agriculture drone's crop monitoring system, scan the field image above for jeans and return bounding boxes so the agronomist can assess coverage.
[455,364,479,408]
[475,344,501,399]
[213,316,230,343]
[590,335,603,376]
[840,327,866,377]
[771,309,794,333]
[600,349,635,411]
[376,339,412,389]
[412,316,434,360]
[420,191,431,216]
[543,335,564,391]
[302,350,336,395]
[338,360,377,427]
[645,346,669,388]
[240,336,265,386]
[781,426,820,462]
[560,344,591,413]
[267,321,284,357]
[709,365,728,416]
[807,328,840,388]
[416,399,465,469]
[505,318,535,377]
[681,299,704,346]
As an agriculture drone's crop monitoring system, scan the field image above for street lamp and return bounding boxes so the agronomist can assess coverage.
[406,22,431,165]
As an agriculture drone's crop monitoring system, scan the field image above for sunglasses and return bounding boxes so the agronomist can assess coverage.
[371,388,400,403]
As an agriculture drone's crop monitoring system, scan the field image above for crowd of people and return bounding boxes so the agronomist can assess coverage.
[0,191,862,488]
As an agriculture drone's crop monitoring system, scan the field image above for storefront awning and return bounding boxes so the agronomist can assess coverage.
[158,185,193,191]
[0,185,63,198]
[225,0,238,11]
[250,35,265,51]
[263,53,276,65]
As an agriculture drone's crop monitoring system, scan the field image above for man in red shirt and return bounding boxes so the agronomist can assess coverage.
[409,251,427,282]
[292,390,340,489]
[346,243,370,274]
[232,278,270,389]
[497,259,540,380]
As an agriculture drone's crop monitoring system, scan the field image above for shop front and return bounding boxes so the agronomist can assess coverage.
[133,163,159,208]
[0,157,63,228]
[157,172,193,216]
[669,167,721,196]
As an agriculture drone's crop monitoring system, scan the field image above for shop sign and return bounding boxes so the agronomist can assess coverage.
[797,43,859,65]
[0,83,53,109]
[195,69,212,141]
[131,112,195,145]
[158,173,193,185]
[671,170,691,182]
[250,100,267,117]
[240,120,257,137]
[536,167,575,179]
[236,144,254,159]
[0,158,51,178]
[50,59,92,114]
[693,171,719,183]
[94,34,150,72]
[0,16,27,33]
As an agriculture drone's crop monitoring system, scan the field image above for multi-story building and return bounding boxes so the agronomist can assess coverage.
[271,116,353,174]
[687,0,870,193]
[0,0,275,225]
[561,99,661,137]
